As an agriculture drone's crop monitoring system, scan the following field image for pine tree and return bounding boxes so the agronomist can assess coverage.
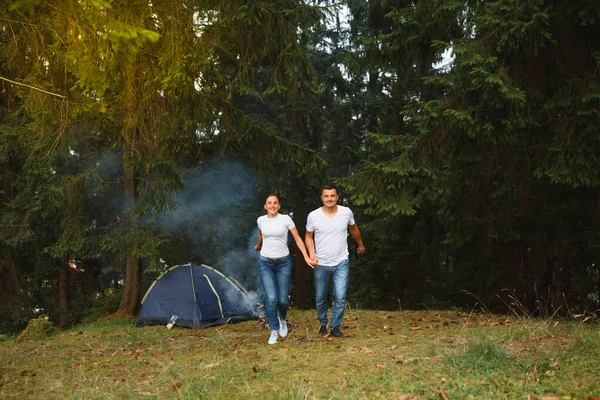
[341,0,600,311]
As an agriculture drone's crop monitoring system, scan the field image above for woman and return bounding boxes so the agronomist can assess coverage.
[255,194,316,344]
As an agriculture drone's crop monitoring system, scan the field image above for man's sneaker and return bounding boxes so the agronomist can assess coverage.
[268,330,278,345]
[279,318,288,337]
[331,327,343,337]
[317,325,327,335]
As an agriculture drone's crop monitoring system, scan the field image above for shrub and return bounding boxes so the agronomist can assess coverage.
[17,315,56,342]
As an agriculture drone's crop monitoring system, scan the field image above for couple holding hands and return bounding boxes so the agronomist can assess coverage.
[254,184,366,344]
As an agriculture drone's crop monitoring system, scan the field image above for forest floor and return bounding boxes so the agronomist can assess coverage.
[0,309,599,399]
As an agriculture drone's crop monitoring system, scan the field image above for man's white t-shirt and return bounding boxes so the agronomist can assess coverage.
[257,214,295,259]
[306,206,355,266]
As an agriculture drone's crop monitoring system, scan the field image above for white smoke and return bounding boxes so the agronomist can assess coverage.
[155,158,262,291]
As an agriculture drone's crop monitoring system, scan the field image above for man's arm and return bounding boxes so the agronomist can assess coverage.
[348,224,366,254]
[305,230,316,261]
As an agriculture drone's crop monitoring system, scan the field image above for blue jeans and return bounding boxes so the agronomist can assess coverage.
[258,255,292,331]
[314,259,349,329]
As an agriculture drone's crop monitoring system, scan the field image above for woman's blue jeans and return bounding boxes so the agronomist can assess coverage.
[313,259,349,329]
[258,254,292,331]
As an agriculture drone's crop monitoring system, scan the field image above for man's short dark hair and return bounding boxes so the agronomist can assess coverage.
[320,184,337,195]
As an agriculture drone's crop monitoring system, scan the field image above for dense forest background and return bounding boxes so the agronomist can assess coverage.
[1,0,599,334]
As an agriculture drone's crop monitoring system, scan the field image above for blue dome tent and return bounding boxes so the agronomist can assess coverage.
[137,263,261,329]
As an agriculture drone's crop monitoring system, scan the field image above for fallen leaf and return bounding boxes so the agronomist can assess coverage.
[389,344,398,350]
[397,355,443,364]
[375,364,386,368]
[200,361,221,369]
[169,381,182,391]
[360,346,374,354]
[410,326,421,331]
[398,358,415,364]
[252,362,269,373]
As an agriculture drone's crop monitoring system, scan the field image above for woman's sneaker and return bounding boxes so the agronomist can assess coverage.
[268,330,279,345]
[279,318,288,337]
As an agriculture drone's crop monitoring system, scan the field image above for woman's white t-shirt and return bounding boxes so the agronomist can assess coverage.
[257,214,295,259]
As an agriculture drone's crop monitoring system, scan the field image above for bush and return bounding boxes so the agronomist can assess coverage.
[17,316,56,342]
[80,288,122,324]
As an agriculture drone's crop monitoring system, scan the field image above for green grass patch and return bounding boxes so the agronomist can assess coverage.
[448,339,512,372]
[0,310,598,399]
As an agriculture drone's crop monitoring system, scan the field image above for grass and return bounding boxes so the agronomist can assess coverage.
[0,310,599,399]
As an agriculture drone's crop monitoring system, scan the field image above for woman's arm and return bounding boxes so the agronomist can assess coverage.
[254,230,263,251]
[290,227,317,268]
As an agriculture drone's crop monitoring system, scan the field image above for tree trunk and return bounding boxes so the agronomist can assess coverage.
[0,254,20,315]
[561,242,574,297]
[366,71,379,134]
[58,257,69,329]
[289,82,310,309]
[117,257,142,317]
[291,203,310,309]
[115,141,142,318]
[541,250,555,318]
[499,241,518,293]
[115,60,142,318]
[393,66,405,136]
[396,270,404,310]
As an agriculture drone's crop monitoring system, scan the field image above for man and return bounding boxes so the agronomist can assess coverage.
[305,184,366,337]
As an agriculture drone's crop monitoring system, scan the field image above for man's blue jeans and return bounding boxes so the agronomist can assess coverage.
[258,255,292,331]
[314,259,349,329]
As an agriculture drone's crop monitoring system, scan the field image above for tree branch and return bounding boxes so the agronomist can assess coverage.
[0,76,67,99]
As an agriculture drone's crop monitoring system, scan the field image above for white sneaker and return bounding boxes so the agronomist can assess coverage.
[268,330,278,345]
[279,318,288,337]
